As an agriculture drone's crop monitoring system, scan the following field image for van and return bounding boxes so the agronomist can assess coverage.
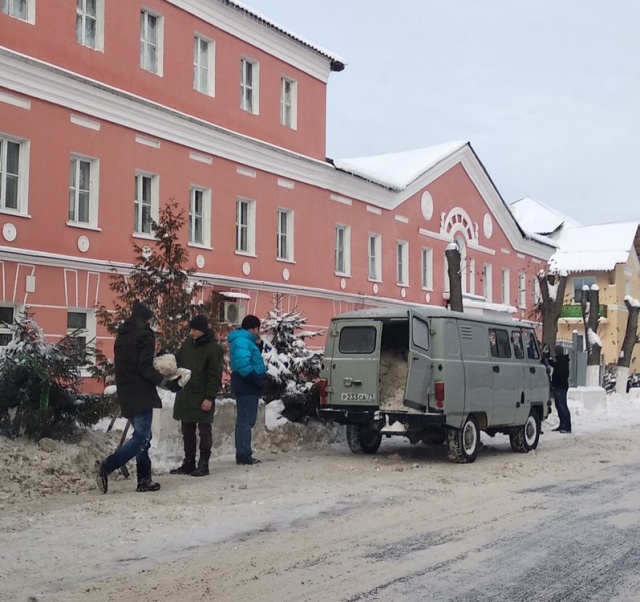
[318,306,550,463]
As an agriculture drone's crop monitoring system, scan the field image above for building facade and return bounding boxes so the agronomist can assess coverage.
[0,0,552,367]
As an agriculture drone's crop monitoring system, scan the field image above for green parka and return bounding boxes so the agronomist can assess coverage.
[173,331,223,424]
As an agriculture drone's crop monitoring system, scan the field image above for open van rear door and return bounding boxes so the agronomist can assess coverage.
[404,314,432,411]
[325,319,381,408]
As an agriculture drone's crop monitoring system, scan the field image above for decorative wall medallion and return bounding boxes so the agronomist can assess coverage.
[2,223,17,242]
[420,191,434,220]
[401,288,407,298]
[425,293,431,304]
[282,268,290,281]
[373,283,379,295]
[340,278,346,290]
[242,261,251,276]
[195,254,205,269]
[483,213,493,239]
[142,245,152,259]
[77,235,90,253]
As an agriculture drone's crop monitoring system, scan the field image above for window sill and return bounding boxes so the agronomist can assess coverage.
[276,258,296,264]
[187,242,212,251]
[132,233,157,241]
[66,221,102,232]
[335,272,351,278]
[235,251,257,258]
[0,209,30,219]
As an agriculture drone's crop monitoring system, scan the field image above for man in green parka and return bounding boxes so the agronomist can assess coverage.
[170,314,223,477]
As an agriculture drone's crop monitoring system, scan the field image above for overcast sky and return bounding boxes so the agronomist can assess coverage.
[243,0,639,226]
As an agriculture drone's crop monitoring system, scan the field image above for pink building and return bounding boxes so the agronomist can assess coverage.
[0,1,552,364]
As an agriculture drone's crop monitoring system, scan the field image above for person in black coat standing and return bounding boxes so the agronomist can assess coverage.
[97,301,180,493]
[549,345,572,433]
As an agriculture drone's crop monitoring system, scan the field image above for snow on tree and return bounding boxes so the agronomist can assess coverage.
[445,244,463,313]
[534,269,568,351]
[581,284,602,387]
[615,295,640,394]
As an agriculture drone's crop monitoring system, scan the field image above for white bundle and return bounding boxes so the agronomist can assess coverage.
[153,353,192,387]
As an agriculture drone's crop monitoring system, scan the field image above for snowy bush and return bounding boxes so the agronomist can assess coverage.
[0,311,116,441]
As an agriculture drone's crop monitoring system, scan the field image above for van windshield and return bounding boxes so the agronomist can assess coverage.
[339,326,377,354]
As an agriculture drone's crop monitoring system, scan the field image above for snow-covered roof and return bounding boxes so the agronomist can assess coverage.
[548,221,640,273]
[332,141,467,190]
[227,1,346,71]
[510,196,582,236]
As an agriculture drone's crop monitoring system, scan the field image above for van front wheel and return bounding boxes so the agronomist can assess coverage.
[509,410,541,453]
[346,424,382,454]
[447,415,480,463]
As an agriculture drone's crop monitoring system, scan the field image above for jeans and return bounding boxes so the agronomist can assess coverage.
[103,409,153,481]
[553,387,572,432]
[235,394,259,460]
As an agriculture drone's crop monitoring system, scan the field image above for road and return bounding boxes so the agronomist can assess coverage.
[2,424,640,602]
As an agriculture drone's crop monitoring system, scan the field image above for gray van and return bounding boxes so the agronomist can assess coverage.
[318,306,550,463]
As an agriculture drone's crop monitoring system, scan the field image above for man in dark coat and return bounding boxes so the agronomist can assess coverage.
[170,314,224,477]
[97,301,180,493]
[549,344,572,433]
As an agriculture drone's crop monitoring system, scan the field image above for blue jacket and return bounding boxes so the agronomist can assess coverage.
[228,328,266,396]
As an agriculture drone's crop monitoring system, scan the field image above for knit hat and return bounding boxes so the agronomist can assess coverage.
[189,314,209,333]
[132,300,154,321]
[554,345,564,356]
[241,315,260,330]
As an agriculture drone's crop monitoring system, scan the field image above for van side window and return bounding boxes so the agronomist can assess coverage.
[411,317,429,351]
[339,326,376,354]
[489,328,512,358]
[511,331,525,359]
[523,331,540,359]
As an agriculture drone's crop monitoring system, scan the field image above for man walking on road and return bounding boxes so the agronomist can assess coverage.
[228,315,267,465]
[549,345,572,433]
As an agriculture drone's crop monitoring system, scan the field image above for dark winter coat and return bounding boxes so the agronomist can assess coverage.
[228,328,266,397]
[114,316,165,419]
[173,331,223,423]
[550,354,570,389]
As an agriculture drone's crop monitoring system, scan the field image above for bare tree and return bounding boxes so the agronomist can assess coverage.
[581,284,602,387]
[536,270,568,351]
[445,243,463,313]
[615,296,640,394]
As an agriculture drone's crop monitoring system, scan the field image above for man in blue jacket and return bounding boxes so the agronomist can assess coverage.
[228,314,267,465]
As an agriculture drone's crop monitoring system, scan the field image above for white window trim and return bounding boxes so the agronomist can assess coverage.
[368,233,381,282]
[76,0,105,52]
[0,304,17,346]
[396,240,409,286]
[67,308,96,371]
[1,0,35,24]
[140,9,164,76]
[280,76,298,130]
[501,268,510,305]
[235,197,256,256]
[483,263,493,302]
[469,258,476,296]
[240,57,259,115]
[193,34,215,97]
[0,133,30,216]
[133,171,159,236]
[334,224,351,276]
[276,208,294,262]
[67,154,99,228]
[518,272,527,309]
[421,247,433,291]
[188,185,211,248]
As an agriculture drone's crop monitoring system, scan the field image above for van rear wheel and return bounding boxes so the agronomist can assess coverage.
[346,424,382,454]
[509,410,541,453]
[447,415,480,463]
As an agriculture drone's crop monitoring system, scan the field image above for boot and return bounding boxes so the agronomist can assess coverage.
[191,457,210,477]
[136,478,161,492]
[170,459,196,475]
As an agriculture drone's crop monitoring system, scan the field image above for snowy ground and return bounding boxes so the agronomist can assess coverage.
[1,389,640,601]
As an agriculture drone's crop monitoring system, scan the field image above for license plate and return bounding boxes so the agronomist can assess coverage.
[341,392,375,402]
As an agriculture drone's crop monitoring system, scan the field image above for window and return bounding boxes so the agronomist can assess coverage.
[69,155,98,226]
[0,306,14,346]
[66,310,96,366]
[572,276,596,302]
[412,318,429,351]
[193,35,214,95]
[489,328,511,358]
[335,225,350,275]
[501,268,510,305]
[523,330,540,360]
[140,10,163,75]
[235,198,256,254]
[0,134,27,214]
[134,173,158,235]
[396,241,408,286]
[368,233,381,281]
[421,247,433,290]
[76,0,104,50]
[280,76,297,129]
[468,258,475,295]
[483,264,493,302]
[1,0,30,21]
[339,326,376,354]
[240,58,259,114]
[518,273,527,308]
[277,209,294,261]
[511,331,525,359]
[188,186,210,247]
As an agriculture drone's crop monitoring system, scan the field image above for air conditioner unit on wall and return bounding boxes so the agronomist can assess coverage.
[220,301,246,326]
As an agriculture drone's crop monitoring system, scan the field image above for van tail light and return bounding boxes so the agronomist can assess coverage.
[318,379,328,406]
[434,381,445,408]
